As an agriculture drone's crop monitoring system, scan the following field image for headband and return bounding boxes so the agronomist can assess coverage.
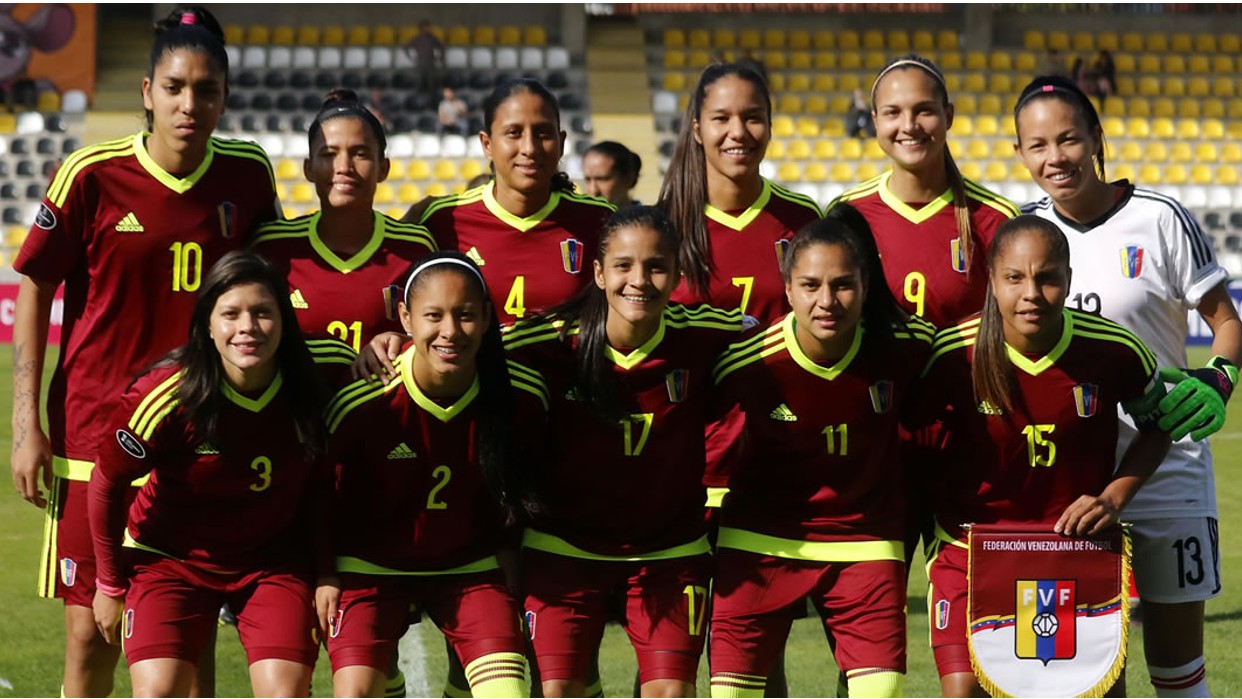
[313,103,387,150]
[402,258,488,305]
[1013,82,1086,118]
[870,59,947,103]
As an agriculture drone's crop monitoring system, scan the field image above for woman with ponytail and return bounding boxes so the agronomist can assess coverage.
[914,215,1170,696]
[10,6,278,695]
[504,206,745,697]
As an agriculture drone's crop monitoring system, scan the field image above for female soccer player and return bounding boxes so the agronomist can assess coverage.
[89,251,326,697]
[708,209,934,699]
[251,88,437,354]
[582,140,642,209]
[317,252,531,699]
[916,215,1171,697]
[1013,75,1242,698]
[830,54,1018,328]
[10,6,277,695]
[504,206,745,698]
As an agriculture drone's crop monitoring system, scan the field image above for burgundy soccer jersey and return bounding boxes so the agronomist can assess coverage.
[504,303,744,556]
[90,365,319,590]
[251,211,435,351]
[421,184,613,326]
[832,172,1018,328]
[325,344,527,572]
[14,134,278,466]
[713,313,934,543]
[916,310,1159,539]
[670,179,821,325]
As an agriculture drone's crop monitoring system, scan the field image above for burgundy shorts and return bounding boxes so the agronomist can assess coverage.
[122,554,317,666]
[521,549,710,685]
[327,570,525,673]
[710,549,906,676]
[42,477,138,606]
[926,541,971,676]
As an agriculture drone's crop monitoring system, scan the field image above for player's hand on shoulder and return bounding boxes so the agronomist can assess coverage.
[11,427,52,508]
[353,332,405,383]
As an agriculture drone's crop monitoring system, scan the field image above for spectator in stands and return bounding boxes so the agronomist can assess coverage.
[1041,48,1066,78]
[403,19,443,96]
[437,87,470,135]
[845,88,876,138]
[1093,49,1117,104]
[582,140,642,208]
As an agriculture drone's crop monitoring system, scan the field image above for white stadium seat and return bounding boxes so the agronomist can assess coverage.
[292,46,317,69]
[61,89,88,114]
[16,111,44,134]
[520,47,544,71]
[225,45,241,70]
[652,90,678,115]
[415,134,442,158]
[495,47,519,70]
[267,46,292,69]
[441,135,468,158]
[546,46,570,70]
[369,47,394,70]
[343,47,367,69]
[469,47,494,70]
[241,46,266,70]
[388,134,415,159]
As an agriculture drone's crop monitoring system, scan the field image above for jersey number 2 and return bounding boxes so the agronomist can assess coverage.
[427,465,452,510]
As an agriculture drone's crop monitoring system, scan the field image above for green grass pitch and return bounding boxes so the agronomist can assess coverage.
[1,348,1239,696]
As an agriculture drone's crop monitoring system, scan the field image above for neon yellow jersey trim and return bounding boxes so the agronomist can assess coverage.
[705,178,773,231]
[876,170,955,224]
[934,520,970,550]
[482,184,560,232]
[705,486,730,509]
[522,529,711,561]
[716,527,903,562]
[1004,309,1072,376]
[399,347,479,422]
[132,132,215,194]
[53,456,149,486]
[306,210,386,273]
[335,554,499,576]
[783,312,862,380]
[605,314,666,370]
[221,372,283,413]
[122,528,176,558]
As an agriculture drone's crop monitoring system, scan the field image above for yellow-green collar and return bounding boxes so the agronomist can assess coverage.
[399,346,479,422]
[1005,309,1072,376]
[876,170,955,225]
[133,132,215,194]
[482,183,559,233]
[308,210,386,273]
[221,372,282,413]
[781,312,862,380]
[704,178,772,231]
[604,312,667,371]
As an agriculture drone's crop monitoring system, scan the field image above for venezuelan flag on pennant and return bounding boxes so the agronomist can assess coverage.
[968,523,1129,697]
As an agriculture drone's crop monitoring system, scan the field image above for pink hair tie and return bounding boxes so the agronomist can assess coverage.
[1041,85,1056,92]
[180,12,198,25]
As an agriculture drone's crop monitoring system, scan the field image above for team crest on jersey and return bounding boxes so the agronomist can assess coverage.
[935,598,950,630]
[869,380,894,414]
[1016,580,1077,664]
[1073,384,1099,418]
[525,610,537,640]
[218,201,238,239]
[116,429,146,459]
[59,557,77,587]
[1120,246,1144,279]
[775,239,791,267]
[383,284,401,321]
[560,238,584,274]
[950,238,969,273]
[35,202,56,229]
[665,369,689,403]
[124,609,135,639]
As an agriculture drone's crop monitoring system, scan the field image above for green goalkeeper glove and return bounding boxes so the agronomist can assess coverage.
[1156,355,1238,441]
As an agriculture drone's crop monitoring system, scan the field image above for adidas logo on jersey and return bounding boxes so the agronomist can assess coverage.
[115,212,144,233]
[769,403,798,422]
[290,289,309,309]
[387,443,418,460]
[194,442,219,455]
[977,401,1004,416]
[466,246,486,266]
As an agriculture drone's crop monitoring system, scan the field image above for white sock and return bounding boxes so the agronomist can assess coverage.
[1150,656,1208,697]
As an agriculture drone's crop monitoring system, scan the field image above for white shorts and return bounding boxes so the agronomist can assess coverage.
[1129,517,1221,604]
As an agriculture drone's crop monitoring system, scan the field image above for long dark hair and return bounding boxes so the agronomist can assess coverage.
[146,5,229,132]
[481,77,575,194]
[871,54,974,279]
[1014,75,1108,181]
[156,250,327,455]
[543,206,681,421]
[658,63,771,297]
[308,87,387,157]
[586,140,643,184]
[782,204,909,343]
[973,215,1071,416]
[403,252,527,520]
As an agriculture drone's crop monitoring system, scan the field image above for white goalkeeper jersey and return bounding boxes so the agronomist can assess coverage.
[1023,183,1227,519]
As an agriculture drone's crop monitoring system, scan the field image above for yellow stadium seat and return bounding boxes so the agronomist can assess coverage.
[274,183,289,206]
[321,25,345,46]
[36,91,59,112]
[398,183,423,201]
[433,161,459,181]
[1137,77,1161,97]
[1137,54,1161,74]
[1229,99,1242,119]
[446,25,470,45]
[460,160,486,182]
[821,119,846,138]
[1112,163,1136,182]
[1204,100,1225,120]
[1121,32,1145,52]
[739,29,761,49]
[1203,117,1225,138]
[1023,30,1045,51]
[1128,98,1150,118]
[838,74,861,92]
[1001,116,1018,138]
[1152,117,1175,139]
[965,51,987,71]
[1218,166,1240,186]
[1102,117,1126,140]
[1168,142,1192,163]
[374,183,396,204]
[270,25,294,45]
[385,207,405,220]
[1118,141,1142,162]
[979,94,1002,115]
[790,52,812,71]
[498,25,522,46]
[1146,33,1168,52]
[838,139,863,160]
[988,74,1013,94]
[805,95,829,115]
[1153,98,1175,118]
[1176,118,1200,139]
[861,30,883,51]
[795,117,820,138]
[1071,32,1093,52]
[1229,121,1242,139]
[814,140,838,160]
[686,29,709,49]
[974,116,999,137]
[291,183,316,203]
[829,162,855,182]
[788,139,812,160]
[955,94,978,115]
[862,139,885,161]
[838,30,860,50]
[1112,53,1136,74]
[5,225,26,247]
[1222,33,1241,53]
[984,161,1008,183]
[688,50,712,69]
[1164,165,1188,185]
[298,26,322,45]
[767,140,787,160]
[664,29,685,48]
[988,51,1012,72]
[1138,164,1162,184]
[963,73,985,93]
[804,163,829,183]
[965,138,989,161]
[1179,98,1201,119]
[1097,33,1119,52]
[275,159,300,181]
[663,51,685,69]
[1194,142,1218,163]
[777,162,802,183]
[662,72,685,92]
[765,53,787,71]
[347,26,369,45]
[371,25,396,46]
[1170,32,1192,52]
[425,183,449,198]
[887,30,910,52]
[474,26,496,45]
[778,94,803,114]
[1046,31,1068,51]
[864,52,887,71]
[1212,55,1234,74]
[1188,78,1210,99]
[911,30,935,52]
[386,161,407,180]
[1191,33,1216,53]
[992,139,1015,160]
[1163,55,1186,74]
[1116,76,1136,96]
[789,31,811,50]
[1213,78,1235,99]
[958,162,983,182]
[855,162,881,181]
[0,113,16,133]
[813,51,837,71]
[768,74,786,92]
[1187,55,1210,75]
[763,29,786,50]
[813,30,835,50]
[839,51,862,71]
[937,30,958,51]
[245,24,270,45]
[523,26,546,46]
[1125,117,1150,138]
[1015,51,1037,72]
[939,52,962,71]
[954,115,974,137]
[772,116,795,138]
[408,160,432,180]
[1102,97,1126,118]
[943,73,962,93]
[224,24,244,45]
